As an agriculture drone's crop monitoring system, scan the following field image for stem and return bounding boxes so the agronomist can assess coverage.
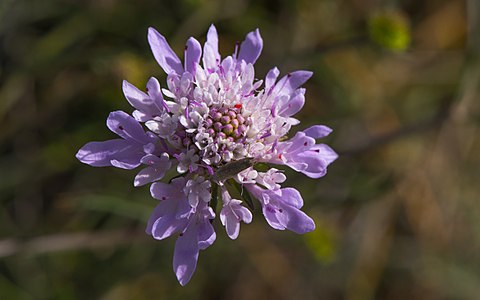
[210,181,219,217]
[228,179,255,210]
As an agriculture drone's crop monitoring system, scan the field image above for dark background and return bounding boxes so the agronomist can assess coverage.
[1,0,479,299]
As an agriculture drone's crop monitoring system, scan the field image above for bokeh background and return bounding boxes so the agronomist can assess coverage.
[1,0,479,299]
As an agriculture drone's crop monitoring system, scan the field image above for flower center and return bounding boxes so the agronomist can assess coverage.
[205,105,250,142]
[177,103,253,169]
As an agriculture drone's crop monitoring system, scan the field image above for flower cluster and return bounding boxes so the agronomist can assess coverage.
[76,25,337,285]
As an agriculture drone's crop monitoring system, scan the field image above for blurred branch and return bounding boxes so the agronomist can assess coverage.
[281,36,368,68]
[0,229,148,258]
[238,227,315,300]
[467,0,480,52]
[346,192,398,300]
[312,36,368,55]
[338,99,453,156]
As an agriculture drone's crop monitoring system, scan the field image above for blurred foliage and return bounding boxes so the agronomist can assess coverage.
[1,0,479,299]
[368,11,411,51]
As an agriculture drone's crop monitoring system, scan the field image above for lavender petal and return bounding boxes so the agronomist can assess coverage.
[148,27,184,75]
[106,111,151,144]
[303,125,333,139]
[237,28,263,64]
[173,224,199,286]
[76,139,143,169]
[276,202,315,234]
[203,24,220,70]
[185,37,202,74]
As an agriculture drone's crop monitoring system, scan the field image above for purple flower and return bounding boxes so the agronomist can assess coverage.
[219,187,252,239]
[76,24,337,285]
[134,153,171,187]
[267,125,338,178]
[147,178,191,240]
[247,184,315,234]
[76,110,158,169]
[173,202,215,286]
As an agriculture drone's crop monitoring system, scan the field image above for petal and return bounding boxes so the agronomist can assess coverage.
[295,152,327,178]
[262,204,285,230]
[221,56,234,73]
[148,27,183,75]
[185,37,202,74]
[248,185,286,230]
[206,24,219,55]
[134,154,171,186]
[276,202,315,234]
[132,110,150,122]
[284,71,313,93]
[277,188,304,209]
[150,182,176,200]
[145,204,164,234]
[225,213,240,239]
[303,125,333,139]
[134,166,164,186]
[250,185,313,233]
[220,208,227,226]
[203,44,218,71]
[76,139,143,169]
[146,77,166,113]
[106,111,150,144]
[152,212,189,240]
[285,161,308,173]
[265,67,280,91]
[272,71,313,97]
[148,190,190,240]
[298,145,338,178]
[237,28,263,64]
[278,89,305,117]
[284,132,316,154]
[150,182,178,200]
[140,153,164,165]
[173,224,199,286]
[297,144,338,178]
[275,131,337,177]
[110,157,142,169]
[313,144,338,165]
[197,219,216,249]
[234,205,253,223]
[122,80,151,113]
[203,25,220,71]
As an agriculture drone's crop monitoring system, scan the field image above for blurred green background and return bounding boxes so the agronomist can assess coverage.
[1,0,479,299]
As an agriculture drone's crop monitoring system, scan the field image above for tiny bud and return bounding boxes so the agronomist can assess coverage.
[232,129,241,139]
[222,124,234,135]
[205,118,213,127]
[213,122,223,131]
[238,124,247,133]
[227,110,236,119]
[237,115,245,124]
[212,112,222,121]
[231,119,239,128]
[221,116,231,124]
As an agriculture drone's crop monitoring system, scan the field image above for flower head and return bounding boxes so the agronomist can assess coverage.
[76,24,337,285]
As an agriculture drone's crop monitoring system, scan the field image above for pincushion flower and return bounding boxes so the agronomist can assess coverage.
[76,25,337,285]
